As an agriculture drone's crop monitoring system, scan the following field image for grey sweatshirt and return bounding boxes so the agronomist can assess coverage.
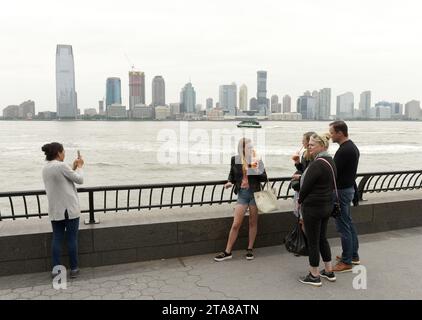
[42,160,84,221]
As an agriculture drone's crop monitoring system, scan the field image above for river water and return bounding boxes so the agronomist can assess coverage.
[1,120,421,191]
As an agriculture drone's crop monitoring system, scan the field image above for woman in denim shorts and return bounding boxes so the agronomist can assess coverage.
[214,138,267,262]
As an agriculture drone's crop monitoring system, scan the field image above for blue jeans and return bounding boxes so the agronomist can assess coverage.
[51,211,80,271]
[335,187,359,265]
[237,188,256,206]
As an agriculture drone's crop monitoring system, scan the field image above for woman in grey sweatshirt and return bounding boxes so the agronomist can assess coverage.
[42,142,84,278]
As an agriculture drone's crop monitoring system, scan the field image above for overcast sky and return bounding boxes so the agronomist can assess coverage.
[1,0,421,112]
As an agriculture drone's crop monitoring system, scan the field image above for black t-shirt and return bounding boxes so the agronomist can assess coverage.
[334,140,360,189]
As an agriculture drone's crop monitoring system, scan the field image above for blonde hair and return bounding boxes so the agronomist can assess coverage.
[303,131,316,161]
[237,138,253,174]
[310,133,331,149]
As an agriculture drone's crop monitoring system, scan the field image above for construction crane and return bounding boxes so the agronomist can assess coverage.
[124,53,136,71]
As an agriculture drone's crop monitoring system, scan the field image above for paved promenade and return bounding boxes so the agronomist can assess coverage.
[1,226,421,300]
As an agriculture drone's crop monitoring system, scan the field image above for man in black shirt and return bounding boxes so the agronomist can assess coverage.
[329,121,360,272]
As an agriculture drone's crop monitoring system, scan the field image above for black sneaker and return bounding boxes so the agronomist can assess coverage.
[214,251,232,262]
[320,269,336,282]
[246,249,254,260]
[70,269,80,279]
[298,273,322,287]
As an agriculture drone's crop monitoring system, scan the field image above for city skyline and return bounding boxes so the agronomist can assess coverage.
[1,0,421,113]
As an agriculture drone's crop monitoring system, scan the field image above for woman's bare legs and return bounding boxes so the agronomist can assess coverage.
[225,204,248,253]
[247,205,259,250]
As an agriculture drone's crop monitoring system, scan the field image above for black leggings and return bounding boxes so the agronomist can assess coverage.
[302,205,332,267]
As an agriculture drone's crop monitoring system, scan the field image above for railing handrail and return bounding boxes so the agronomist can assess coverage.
[1,170,421,222]
[0,176,292,197]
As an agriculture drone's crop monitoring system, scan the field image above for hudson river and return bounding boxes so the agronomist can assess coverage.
[1,121,421,191]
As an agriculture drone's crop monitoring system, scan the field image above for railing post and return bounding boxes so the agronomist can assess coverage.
[85,190,100,224]
[357,175,370,201]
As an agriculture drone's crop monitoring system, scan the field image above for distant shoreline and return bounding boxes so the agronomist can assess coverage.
[0,119,421,122]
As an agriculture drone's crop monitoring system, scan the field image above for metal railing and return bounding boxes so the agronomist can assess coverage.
[0,170,421,223]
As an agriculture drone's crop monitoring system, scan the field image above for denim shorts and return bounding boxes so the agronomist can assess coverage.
[237,188,256,206]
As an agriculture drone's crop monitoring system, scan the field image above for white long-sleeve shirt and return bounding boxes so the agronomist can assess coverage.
[42,160,84,221]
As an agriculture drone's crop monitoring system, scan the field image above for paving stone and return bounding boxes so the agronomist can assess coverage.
[71,290,92,299]
[118,279,138,286]
[183,275,201,283]
[31,295,51,300]
[102,293,123,300]
[91,288,110,296]
[148,280,166,288]
[123,290,141,299]
[141,287,161,295]
[0,293,19,300]
[20,291,41,299]
[135,295,154,300]
[100,280,119,288]
[12,287,32,294]
[129,283,148,291]
[111,285,129,294]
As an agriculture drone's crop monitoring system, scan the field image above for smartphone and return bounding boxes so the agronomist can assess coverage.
[77,150,81,159]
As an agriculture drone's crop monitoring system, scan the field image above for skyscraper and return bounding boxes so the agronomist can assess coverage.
[271,95,280,113]
[239,84,248,111]
[405,100,421,120]
[180,82,196,114]
[18,100,35,119]
[206,98,213,110]
[297,93,317,120]
[318,88,331,120]
[336,92,354,119]
[129,71,145,112]
[282,95,291,113]
[98,100,104,115]
[359,91,371,119]
[219,83,237,115]
[56,44,77,118]
[257,71,268,115]
[106,78,122,108]
[152,75,165,107]
[250,97,258,111]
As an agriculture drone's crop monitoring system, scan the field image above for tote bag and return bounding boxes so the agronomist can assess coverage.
[253,180,281,213]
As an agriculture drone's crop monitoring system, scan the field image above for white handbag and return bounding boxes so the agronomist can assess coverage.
[253,180,281,213]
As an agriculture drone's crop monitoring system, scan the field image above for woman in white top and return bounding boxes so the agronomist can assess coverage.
[41,142,84,278]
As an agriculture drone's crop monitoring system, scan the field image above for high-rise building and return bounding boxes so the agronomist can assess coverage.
[312,91,320,120]
[106,78,122,108]
[152,75,165,107]
[219,83,237,115]
[297,93,317,120]
[271,95,279,113]
[282,95,291,113]
[56,44,77,118]
[129,71,145,112]
[359,91,371,119]
[391,102,403,118]
[99,100,105,115]
[180,82,196,114]
[250,97,258,111]
[206,98,213,110]
[257,71,268,115]
[18,100,35,119]
[239,84,248,111]
[405,100,421,120]
[336,92,354,119]
[169,103,181,117]
[317,88,331,120]
[2,105,19,119]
